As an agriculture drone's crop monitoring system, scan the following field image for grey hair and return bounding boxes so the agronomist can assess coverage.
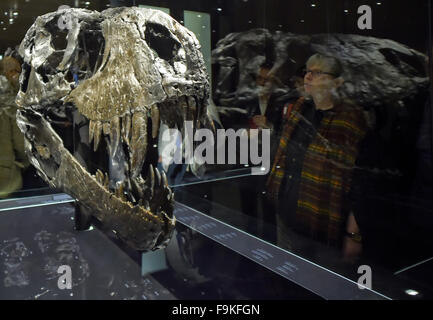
[306,53,343,77]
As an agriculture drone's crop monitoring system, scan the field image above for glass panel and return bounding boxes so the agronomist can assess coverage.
[0,0,432,300]
[184,10,212,86]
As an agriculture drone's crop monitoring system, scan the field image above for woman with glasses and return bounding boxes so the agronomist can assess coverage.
[265,53,367,261]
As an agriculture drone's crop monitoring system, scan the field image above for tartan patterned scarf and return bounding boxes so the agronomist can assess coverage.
[266,96,367,244]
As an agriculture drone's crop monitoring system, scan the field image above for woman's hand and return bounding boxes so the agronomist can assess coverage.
[342,212,362,263]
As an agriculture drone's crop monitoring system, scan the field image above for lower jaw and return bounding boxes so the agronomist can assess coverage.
[17,109,176,251]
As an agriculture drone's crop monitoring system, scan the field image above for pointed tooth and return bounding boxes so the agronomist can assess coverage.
[179,97,188,145]
[187,96,198,125]
[151,105,160,139]
[103,122,110,136]
[181,96,190,121]
[129,193,136,204]
[161,170,171,202]
[96,169,104,184]
[109,117,120,156]
[199,113,213,135]
[208,115,216,136]
[115,181,126,201]
[131,177,144,200]
[167,188,174,201]
[93,121,102,152]
[89,120,96,144]
[122,114,131,145]
[147,163,155,196]
[181,98,188,133]
[130,111,147,178]
[154,166,161,187]
[181,97,190,149]
[103,173,109,189]
[161,170,168,187]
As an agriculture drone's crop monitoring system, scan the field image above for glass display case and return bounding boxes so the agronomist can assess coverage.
[0,0,432,300]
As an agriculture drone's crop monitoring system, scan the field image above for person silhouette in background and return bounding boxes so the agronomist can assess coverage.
[249,64,285,138]
[239,64,285,240]
[0,51,30,198]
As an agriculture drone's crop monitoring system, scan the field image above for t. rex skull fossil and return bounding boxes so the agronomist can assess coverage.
[15,7,211,251]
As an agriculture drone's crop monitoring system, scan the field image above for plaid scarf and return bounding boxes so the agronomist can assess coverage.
[266,97,367,244]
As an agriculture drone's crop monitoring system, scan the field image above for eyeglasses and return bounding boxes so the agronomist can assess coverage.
[304,69,337,77]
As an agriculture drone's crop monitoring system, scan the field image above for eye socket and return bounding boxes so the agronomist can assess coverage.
[43,14,105,84]
[51,32,69,52]
[144,22,180,62]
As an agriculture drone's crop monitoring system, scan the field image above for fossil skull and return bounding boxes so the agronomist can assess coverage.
[15,7,211,251]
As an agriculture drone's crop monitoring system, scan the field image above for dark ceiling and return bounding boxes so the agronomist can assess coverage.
[0,0,432,57]
[0,0,112,55]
